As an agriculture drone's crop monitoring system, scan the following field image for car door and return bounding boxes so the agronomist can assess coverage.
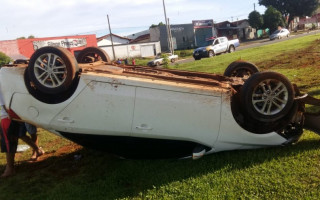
[132,87,222,146]
[218,38,228,52]
[50,80,135,136]
[212,39,221,53]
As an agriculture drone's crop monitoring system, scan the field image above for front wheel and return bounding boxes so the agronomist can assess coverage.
[27,46,78,94]
[241,71,294,122]
[208,51,214,57]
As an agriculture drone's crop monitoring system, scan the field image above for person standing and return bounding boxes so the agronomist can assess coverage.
[19,122,44,161]
[0,86,44,178]
[0,88,17,178]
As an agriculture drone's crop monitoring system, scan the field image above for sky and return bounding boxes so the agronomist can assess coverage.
[0,0,266,41]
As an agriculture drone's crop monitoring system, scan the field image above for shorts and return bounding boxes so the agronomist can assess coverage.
[18,123,37,137]
[0,118,18,153]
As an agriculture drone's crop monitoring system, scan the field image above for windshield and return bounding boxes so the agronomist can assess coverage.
[205,40,214,46]
[272,30,280,34]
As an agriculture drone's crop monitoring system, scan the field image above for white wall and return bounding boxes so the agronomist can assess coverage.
[99,41,161,61]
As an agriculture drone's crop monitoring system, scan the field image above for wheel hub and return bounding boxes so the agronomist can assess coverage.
[252,79,289,116]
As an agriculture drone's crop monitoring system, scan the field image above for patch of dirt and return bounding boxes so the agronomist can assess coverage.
[256,39,320,70]
[15,141,84,180]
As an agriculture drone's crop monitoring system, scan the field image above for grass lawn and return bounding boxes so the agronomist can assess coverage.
[1,34,320,200]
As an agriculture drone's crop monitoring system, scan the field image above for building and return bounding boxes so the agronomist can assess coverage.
[0,34,97,60]
[215,20,255,40]
[150,23,196,52]
[99,41,161,61]
[149,19,255,51]
[193,20,217,47]
[129,34,150,43]
[298,14,320,30]
[126,30,150,40]
[97,33,130,46]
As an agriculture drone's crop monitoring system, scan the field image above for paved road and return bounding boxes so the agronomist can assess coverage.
[176,30,320,65]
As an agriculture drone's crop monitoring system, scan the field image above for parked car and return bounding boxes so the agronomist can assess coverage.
[1,47,320,159]
[147,53,178,67]
[270,28,290,40]
[193,37,240,60]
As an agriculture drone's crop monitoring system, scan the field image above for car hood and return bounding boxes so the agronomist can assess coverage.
[194,47,207,52]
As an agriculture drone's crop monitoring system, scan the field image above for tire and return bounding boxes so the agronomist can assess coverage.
[229,45,235,53]
[156,61,161,66]
[241,71,294,122]
[171,58,176,63]
[208,50,214,57]
[77,47,110,64]
[224,60,259,78]
[27,46,78,95]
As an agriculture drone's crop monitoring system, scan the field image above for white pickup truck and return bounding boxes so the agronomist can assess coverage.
[193,37,240,60]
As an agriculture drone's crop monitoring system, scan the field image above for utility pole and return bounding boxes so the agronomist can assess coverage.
[167,18,174,55]
[107,14,116,61]
[162,0,172,54]
[254,3,256,11]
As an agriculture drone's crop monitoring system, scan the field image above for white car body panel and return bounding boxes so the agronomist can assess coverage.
[270,28,290,40]
[148,54,178,66]
[0,66,288,157]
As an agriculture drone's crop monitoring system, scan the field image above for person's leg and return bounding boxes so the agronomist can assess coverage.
[1,152,15,178]
[20,135,43,160]
[30,134,38,159]
[24,123,41,160]
[1,118,17,178]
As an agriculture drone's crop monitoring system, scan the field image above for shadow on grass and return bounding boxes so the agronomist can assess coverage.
[0,137,319,200]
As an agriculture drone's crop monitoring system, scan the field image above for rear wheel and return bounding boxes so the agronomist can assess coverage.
[27,46,78,95]
[77,47,110,63]
[229,45,235,53]
[224,60,259,78]
[241,71,294,122]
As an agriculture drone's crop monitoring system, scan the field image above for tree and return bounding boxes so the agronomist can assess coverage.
[0,52,11,66]
[263,6,286,33]
[248,11,264,29]
[259,0,320,25]
[17,35,35,40]
[160,53,169,69]
[150,22,165,28]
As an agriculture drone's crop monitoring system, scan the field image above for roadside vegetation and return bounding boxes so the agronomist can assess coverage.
[1,34,320,200]
[0,52,11,66]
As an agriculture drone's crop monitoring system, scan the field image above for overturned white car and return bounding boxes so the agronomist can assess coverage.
[0,47,319,159]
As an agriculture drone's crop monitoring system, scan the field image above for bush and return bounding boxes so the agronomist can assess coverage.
[175,49,194,58]
[160,54,169,68]
[0,52,11,66]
